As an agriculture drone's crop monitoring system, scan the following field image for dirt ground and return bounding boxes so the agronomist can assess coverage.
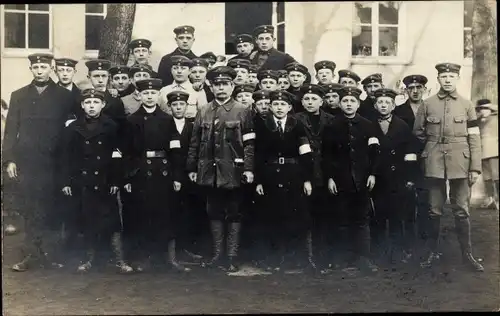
[2,207,499,315]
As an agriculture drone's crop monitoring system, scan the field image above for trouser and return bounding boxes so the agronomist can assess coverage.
[206,187,243,223]
[310,187,336,265]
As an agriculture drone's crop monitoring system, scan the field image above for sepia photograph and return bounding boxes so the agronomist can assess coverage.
[1,1,498,314]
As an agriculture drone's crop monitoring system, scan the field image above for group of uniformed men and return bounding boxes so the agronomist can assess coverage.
[3,24,486,275]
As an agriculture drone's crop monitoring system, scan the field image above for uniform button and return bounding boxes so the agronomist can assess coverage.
[94,186,99,190]
[276,168,280,173]
[391,166,396,171]
[146,159,152,164]
[144,117,148,120]
[94,171,99,175]
[216,144,220,148]
[82,171,87,175]
[213,163,216,166]
[96,156,101,160]
[98,141,102,145]
[162,159,167,164]
[85,141,90,144]
[278,184,283,188]
[351,148,355,152]
[162,170,168,176]
[391,150,396,155]
[147,171,152,176]
[350,136,355,140]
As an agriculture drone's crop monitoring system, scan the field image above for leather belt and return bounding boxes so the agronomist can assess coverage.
[427,136,467,144]
[146,150,167,158]
[267,157,298,165]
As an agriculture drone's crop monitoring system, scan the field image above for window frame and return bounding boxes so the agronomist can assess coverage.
[462,0,473,65]
[1,4,53,57]
[84,4,108,59]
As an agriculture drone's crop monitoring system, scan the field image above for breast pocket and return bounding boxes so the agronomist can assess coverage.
[426,116,441,136]
[224,120,243,159]
[201,122,212,142]
[453,115,467,137]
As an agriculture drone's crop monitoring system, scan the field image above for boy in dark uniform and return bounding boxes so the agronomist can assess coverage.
[61,88,132,273]
[110,65,135,98]
[285,62,309,113]
[257,69,279,92]
[248,65,260,90]
[233,84,255,108]
[277,70,291,91]
[229,34,255,62]
[129,38,159,78]
[254,90,316,273]
[250,25,296,71]
[252,90,271,120]
[322,86,380,274]
[54,58,81,108]
[359,73,383,121]
[370,88,418,264]
[189,57,214,104]
[122,79,189,273]
[322,83,344,116]
[227,58,251,87]
[314,60,336,86]
[338,69,361,87]
[122,65,153,116]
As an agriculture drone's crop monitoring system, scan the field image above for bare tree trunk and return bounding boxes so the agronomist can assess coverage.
[98,4,136,65]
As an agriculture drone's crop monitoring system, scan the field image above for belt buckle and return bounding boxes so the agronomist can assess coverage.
[278,157,285,165]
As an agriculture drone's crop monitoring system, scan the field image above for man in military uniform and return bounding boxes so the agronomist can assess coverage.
[257,69,279,92]
[128,38,159,78]
[250,25,296,71]
[54,58,81,109]
[189,57,214,104]
[229,34,255,62]
[277,70,291,91]
[359,73,383,121]
[285,62,309,113]
[413,63,484,272]
[122,65,153,116]
[227,58,251,87]
[158,25,198,87]
[338,69,361,87]
[322,83,344,116]
[110,65,135,98]
[314,60,336,86]
[186,66,255,273]
[4,53,74,271]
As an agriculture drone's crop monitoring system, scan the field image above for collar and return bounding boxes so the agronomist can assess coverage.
[273,115,287,127]
[214,98,231,107]
[172,81,191,90]
[175,47,193,56]
[173,117,185,123]
[343,113,360,124]
[118,84,136,97]
[142,105,157,113]
[378,114,392,122]
[58,81,73,91]
[31,78,54,88]
[437,89,458,100]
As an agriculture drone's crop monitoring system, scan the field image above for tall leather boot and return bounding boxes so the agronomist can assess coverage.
[421,216,441,268]
[168,239,191,272]
[226,222,241,273]
[111,232,134,273]
[455,217,484,272]
[202,220,225,268]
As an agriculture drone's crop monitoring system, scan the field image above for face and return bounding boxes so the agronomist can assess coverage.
[302,93,323,114]
[339,96,360,116]
[288,71,306,88]
[133,72,151,85]
[175,33,195,51]
[255,33,274,51]
[278,78,290,91]
[259,78,278,91]
[171,65,190,82]
[234,68,249,85]
[325,92,340,107]
[56,66,76,85]
[133,47,151,65]
[339,77,357,87]
[236,42,254,56]
[140,89,160,107]
[248,73,259,87]
[374,96,395,116]
[271,100,292,119]
[88,70,109,91]
[364,82,383,98]
[437,72,459,92]
[81,97,105,118]
[170,100,187,119]
[189,66,208,83]
[254,99,270,115]
[211,80,235,100]
[477,108,492,119]
[235,92,253,107]
[112,73,131,92]
[406,83,425,102]
[316,69,334,85]
[30,63,52,82]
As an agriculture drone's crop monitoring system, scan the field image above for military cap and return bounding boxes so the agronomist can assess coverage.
[314,60,336,72]
[476,98,492,109]
[277,70,289,79]
[403,74,428,87]
[190,58,209,69]
[435,62,461,74]
[253,25,275,37]
[28,53,54,65]
[253,90,271,101]
[54,58,78,68]
[227,58,251,70]
[109,65,131,77]
[200,52,217,64]
[136,78,163,92]
[248,64,259,74]
[173,25,195,35]
[373,88,398,100]
[170,55,193,67]
[233,84,256,96]
[285,62,309,75]
[206,66,237,83]
[235,34,253,44]
[81,88,105,101]
[337,69,361,82]
[257,69,278,82]
[338,86,363,100]
[300,84,326,98]
[129,38,152,50]
[167,91,190,103]
[129,64,153,76]
[361,73,383,85]
[269,90,294,104]
[85,59,112,72]
[324,83,344,94]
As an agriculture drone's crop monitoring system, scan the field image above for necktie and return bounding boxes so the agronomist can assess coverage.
[378,116,391,135]
[277,120,284,135]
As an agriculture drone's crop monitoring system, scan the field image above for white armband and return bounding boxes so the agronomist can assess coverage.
[170,140,181,149]
[368,137,380,146]
[65,119,76,127]
[242,132,256,142]
[404,153,417,161]
[112,150,122,158]
[299,144,312,155]
[467,126,480,135]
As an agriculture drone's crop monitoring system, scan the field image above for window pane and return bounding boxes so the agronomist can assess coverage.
[28,4,49,11]
[85,15,104,50]
[464,29,473,58]
[4,4,25,10]
[464,0,473,28]
[354,2,372,24]
[379,26,398,56]
[379,1,399,25]
[4,12,26,48]
[277,23,285,52]
[28,13,50,49]
[277,1,285,23]
[352,25,372,56]
[86,4,104,14]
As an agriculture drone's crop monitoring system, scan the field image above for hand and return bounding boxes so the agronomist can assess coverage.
[468,171,480,187]
[109,88,119,98]
[192,82,203,91]
[110,186,119,195]
[62,186,72,196]
[256,184,265,195]
[303,181,312,196]
[188,172,197,183]
[6,162,17,179]
[366,175,376,191]
[173,181,182,192]
[406,181,415,190]
[243,171,254,184]
[328,178,338,195]
[124,183,132,193]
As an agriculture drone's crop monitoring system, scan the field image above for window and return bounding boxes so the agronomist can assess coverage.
[85,4,107,52]
[2,4,51,50]
[224,2,285,55]
[463,0,473,59]
[352,1,402,58]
